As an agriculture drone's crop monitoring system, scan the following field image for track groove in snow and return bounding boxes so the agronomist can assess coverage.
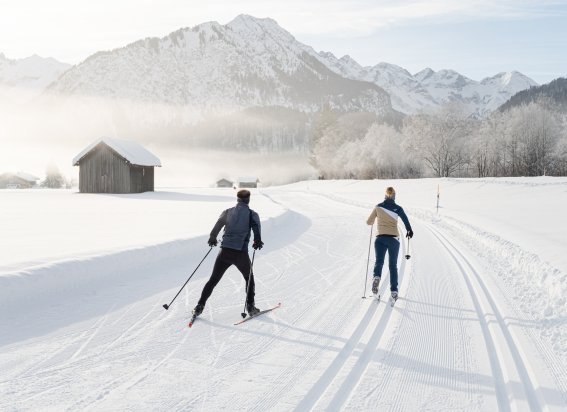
[427,223,542,411]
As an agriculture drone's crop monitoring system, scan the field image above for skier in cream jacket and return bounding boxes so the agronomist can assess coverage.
[366,187,413,301]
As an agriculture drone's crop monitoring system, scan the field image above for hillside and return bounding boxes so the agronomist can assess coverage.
[499,77,567,112]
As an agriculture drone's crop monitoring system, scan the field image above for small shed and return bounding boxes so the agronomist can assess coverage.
[237,177,259,188]
[73,137,161,193]
[216,178,233,188]
[0,172,39,189]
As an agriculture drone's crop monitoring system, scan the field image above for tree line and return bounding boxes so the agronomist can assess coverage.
[310,98,567,179]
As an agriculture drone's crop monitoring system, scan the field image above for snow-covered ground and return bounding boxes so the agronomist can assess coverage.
[1,177,566,411]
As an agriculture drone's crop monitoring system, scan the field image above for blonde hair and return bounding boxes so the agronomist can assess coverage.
[385,187,396,199]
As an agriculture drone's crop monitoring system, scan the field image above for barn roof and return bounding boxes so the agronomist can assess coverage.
[73,137,161,167]
[15,172,39,182]
[237,177,259,183]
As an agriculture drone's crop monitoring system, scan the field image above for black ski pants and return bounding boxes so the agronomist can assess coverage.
[198,248,255,306]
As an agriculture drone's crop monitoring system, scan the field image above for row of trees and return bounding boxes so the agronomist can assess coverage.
[311,99,567,179]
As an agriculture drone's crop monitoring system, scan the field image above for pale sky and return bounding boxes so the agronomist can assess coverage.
[1,0,566,84]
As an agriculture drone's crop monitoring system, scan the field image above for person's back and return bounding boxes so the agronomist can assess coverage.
[368,197,411,237]
[220,201,259,251]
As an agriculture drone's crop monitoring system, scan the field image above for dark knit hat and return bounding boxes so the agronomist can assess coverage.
[237,189,251,201]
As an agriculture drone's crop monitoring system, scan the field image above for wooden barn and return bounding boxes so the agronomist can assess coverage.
[237,177,259,188]
[216,178,233,188]
[0,172,39,189]
[73,137,161,193]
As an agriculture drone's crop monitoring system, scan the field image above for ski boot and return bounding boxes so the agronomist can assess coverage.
[192,304,204,316]
[372,277,381,295]
[188,304,204,328]
[246,303,260,316]
[390,291,398,307]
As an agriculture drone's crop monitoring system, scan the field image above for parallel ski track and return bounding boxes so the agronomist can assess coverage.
[426,223,543,411]
[292,242,406,412]
[220,222,367,410]
[246,260,366,412]
[259,188,409,411]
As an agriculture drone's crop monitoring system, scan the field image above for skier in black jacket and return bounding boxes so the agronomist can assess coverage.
[192,189,263,318]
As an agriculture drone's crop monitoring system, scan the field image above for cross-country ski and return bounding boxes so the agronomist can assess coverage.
[234,302,282,325]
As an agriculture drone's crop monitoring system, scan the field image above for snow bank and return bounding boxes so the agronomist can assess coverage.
[0,209,306,346]
[0,188,280,274]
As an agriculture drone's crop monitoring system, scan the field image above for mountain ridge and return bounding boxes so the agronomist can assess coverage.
[0,53,71,103]
[3,15,539,119]
[314,50,538,117]
[46,14,392,116]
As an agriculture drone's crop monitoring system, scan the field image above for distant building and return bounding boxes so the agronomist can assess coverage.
[73,137,161,193]
[216,178,233,188]
[0,172,39,189]
[237,177,259,188]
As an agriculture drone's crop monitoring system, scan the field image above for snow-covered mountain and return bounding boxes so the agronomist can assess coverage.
[315,52,538,117]
[48,15,392,115]
[0,53,71,103]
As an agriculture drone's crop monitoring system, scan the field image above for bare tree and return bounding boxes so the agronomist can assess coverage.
[403,104,472,177]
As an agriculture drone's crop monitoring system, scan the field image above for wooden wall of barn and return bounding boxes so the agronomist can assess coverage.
[129,166,154,193]
[78,143,156,193]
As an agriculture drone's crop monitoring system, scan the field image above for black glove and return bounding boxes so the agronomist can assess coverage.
[208,237,218,247]
[406,230,413,239]
[252,240,264,250]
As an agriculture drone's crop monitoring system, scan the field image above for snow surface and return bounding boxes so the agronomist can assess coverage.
[1,178,566,411]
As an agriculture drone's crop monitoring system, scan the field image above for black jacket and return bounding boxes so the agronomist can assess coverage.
[210,199,261,251]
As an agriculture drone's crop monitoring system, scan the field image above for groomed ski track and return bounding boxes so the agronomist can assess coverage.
[1,186,566,411]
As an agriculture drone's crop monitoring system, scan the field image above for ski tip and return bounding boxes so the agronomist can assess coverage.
[188,322,193,328]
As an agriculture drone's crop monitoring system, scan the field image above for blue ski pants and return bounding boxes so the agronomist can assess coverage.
[373,235,400,292]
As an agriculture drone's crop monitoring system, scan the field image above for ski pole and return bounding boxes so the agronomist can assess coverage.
[241,249,256,318]
[362,225,373,299]
[405,236,411,260]
[162,247,213,310]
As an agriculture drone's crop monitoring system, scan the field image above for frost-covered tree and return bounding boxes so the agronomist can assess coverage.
[553,132,567,176]
[311,112,376,178]
[42,164,65,188]
[310,100,567,179]
[469,111,508,177]
[502,100,561,176]
[403,104,472,177]
[352,123,408,178]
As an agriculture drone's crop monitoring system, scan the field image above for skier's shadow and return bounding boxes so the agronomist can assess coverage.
[195,317,347,352]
